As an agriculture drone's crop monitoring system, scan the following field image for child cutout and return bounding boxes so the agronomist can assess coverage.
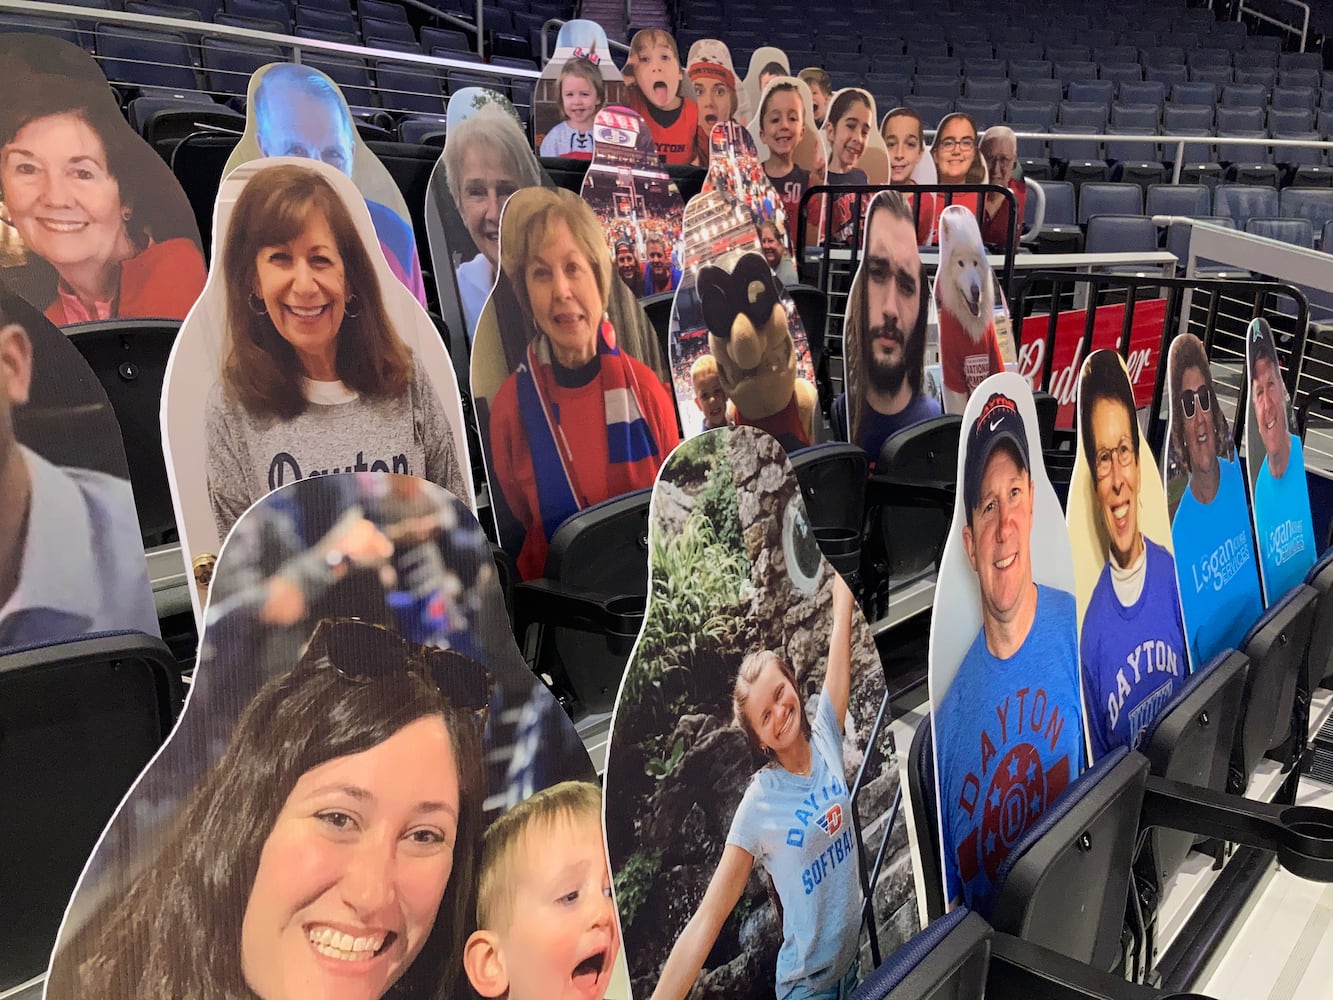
[653,572,864,999]
[926,113,987,241]
[687,59,738,133]
[689,354,730,431]
[464,781,622,1000]
[882,107,937,247]
[753,77,825,256]
[799,67,833,127]
[740,47,790,126]
[688,39,749,125]
[823,89,888,246]
[540,57,605,160]
[626,29,707,166]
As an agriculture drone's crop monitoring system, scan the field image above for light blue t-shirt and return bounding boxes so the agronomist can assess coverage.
[934,584,1083,917]
[1253,435,1317,603]
[1170,456,1264,667]
[726,689,861,998]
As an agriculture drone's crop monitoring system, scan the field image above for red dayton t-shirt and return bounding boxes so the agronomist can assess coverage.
[939,306,1004,398]
[628,89,707,166]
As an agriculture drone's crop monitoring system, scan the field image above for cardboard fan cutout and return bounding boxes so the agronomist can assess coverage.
[604,425,921,998]
[838,191,943,464]
[224,62,429,308]
[747,77,827,255]
[623,28,708,167]
[935,205,1015,415]
[426,89,551,359]
[471,185,680,582]
[534,19,627,159]
[670,125,818,444]
[0,35,206,328]
[922,111,991,245]
[579,106,687,300]
[44,473,620,1000]
[741,47,791,128]
[819,88,890,249]
[928,372,1086,915]
[0,289,157,651]
[162,157,474,620]
[685,38,743,134]
[1068,350,1188,762]
[1164,333,1263,669]
[1244,318,1317,605]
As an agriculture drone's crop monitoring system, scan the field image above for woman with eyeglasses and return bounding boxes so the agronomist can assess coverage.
[1076,350,1187,760]
[1166,334,1263,668]
[47,617,488,1000]
[978,126,1026,249]
[927,113,986,241]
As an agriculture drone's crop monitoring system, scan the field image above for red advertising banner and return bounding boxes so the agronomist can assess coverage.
[1017,299,1168,429]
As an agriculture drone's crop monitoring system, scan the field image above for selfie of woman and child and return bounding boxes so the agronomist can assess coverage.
[48,476,624,1000]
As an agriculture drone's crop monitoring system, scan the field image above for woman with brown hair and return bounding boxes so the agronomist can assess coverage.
[205,162,466,539]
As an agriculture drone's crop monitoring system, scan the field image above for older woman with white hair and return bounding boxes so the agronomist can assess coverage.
[979,125,1026,247]
[438,108,543,340]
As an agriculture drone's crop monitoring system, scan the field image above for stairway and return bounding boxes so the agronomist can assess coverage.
[575,0,670,44]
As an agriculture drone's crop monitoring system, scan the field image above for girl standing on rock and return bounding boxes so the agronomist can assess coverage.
[652,572,863,1000]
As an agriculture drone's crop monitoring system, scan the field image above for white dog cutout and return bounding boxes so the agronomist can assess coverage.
[936,205,1006,415]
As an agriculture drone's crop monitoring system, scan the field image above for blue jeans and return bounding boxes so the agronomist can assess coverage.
[783,961,860,1000]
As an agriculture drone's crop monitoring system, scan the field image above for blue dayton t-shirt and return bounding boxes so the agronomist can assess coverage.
[727,689,861,998]
[1171,456,1264,668]
[1253,435,1317,603]
[1080,538,1187,760]
[934,584,1083,916]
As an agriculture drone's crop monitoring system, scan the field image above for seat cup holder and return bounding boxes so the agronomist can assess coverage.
[604,594,647,655]
[814,527,862,587]
[1275,805,1333,881]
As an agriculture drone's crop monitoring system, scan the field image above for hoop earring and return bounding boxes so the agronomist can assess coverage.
[343,292,360,319]
[248,292,267,316]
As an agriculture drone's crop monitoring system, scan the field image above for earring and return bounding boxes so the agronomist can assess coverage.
[248,292,267,316]
[343,292,360,319]
[121,207,132,222]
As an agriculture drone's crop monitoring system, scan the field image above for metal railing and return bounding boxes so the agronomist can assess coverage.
[399,0,482,53]
[7,0,540,120]
[1237,0,1312,52]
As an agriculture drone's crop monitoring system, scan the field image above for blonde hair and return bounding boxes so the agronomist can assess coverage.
[690,353,718,390]
[630,27,679,62]
[499,187,613,330]
[732,650,811,756]
[475,781,604,932]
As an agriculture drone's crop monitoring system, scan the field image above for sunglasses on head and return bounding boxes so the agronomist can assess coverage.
[1179,385,1212,419]
[299,618,492,724]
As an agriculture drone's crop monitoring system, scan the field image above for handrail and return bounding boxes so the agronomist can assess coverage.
[1237,0,1311,51]
[6,0,539,79]
[397,0,482,50]
[540,17,632,64]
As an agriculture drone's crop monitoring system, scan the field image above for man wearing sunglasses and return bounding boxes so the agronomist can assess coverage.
[1167,335,1262,668]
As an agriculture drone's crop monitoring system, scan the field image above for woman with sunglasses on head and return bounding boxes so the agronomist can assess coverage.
[48,617,489,1000]
[1077,351,1187,761]
[1166,335,1263,668]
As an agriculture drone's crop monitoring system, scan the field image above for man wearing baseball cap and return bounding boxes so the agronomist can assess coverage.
[1248,318,1316,601]
[932,391,1082,914]
[614,236,646,297]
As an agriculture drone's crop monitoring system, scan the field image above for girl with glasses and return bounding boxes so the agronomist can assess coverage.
[1075,350,1187,760]
[926,113,986,243]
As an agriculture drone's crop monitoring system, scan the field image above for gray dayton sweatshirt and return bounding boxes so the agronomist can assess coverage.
[205,356,467,539]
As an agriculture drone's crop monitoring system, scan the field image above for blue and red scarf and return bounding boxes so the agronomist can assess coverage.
[514,321,662,542]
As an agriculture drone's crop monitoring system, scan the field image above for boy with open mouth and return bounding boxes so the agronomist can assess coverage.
[625,29,707,167]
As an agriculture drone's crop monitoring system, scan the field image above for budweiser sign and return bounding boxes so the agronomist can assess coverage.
[1017,300,1167,429]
